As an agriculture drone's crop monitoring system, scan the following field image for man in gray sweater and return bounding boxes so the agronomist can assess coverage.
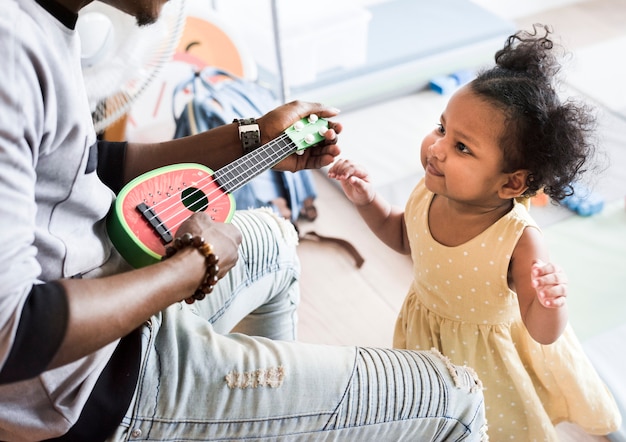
[0,0,487,440]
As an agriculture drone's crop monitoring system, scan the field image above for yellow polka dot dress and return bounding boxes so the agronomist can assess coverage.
[394,179,621,441]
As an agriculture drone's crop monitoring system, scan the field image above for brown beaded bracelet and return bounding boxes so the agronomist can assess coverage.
[163,232,220,304]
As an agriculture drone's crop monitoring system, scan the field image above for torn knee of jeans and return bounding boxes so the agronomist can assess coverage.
[430,347,483,393]
[225,365,285,389]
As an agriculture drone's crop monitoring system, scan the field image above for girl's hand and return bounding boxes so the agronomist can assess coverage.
[328,159,375,206]
[531,259,568,308]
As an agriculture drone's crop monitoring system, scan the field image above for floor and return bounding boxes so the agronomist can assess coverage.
[293,1,625,440]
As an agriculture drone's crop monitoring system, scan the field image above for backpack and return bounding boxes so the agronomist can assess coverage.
[172,67,317,223]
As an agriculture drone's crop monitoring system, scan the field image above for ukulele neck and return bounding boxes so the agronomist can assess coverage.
[213,133,296,193]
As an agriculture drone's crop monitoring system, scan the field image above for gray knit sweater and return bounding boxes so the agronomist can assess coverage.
[0,0,133,439]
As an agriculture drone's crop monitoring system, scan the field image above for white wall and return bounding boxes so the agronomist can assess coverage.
[469,0,585,20]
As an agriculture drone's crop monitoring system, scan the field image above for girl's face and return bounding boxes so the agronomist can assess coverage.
[420,85,513,207]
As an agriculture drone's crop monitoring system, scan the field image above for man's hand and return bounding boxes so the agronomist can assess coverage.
[176,212,242,279]
[258,100,342,172]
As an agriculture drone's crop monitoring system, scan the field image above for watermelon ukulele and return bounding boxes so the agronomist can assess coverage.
[107,114,328,268]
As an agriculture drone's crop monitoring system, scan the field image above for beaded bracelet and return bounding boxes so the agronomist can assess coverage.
[163,232,220,304]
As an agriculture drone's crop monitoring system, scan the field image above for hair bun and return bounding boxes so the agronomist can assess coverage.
[494,24,561,81]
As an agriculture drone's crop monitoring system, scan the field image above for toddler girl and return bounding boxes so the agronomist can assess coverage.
[329,25,621,440]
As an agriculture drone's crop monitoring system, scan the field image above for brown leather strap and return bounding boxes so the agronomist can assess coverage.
[300,231,365,269]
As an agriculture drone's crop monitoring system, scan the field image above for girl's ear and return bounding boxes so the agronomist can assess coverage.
[499,170,529,199]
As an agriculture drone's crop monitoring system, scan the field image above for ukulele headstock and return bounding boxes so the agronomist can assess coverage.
[284,114,329,154]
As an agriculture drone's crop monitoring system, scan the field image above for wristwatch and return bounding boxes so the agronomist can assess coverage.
[234,118,261,154]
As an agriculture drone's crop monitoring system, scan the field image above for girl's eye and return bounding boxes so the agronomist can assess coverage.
[436,123,445,135]
[456,143,471,154]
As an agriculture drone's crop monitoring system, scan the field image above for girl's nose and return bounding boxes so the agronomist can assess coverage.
[428,139,446,160]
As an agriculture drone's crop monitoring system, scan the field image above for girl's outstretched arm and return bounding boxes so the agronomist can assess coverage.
[510,227,569,344]
[328,159,410,254]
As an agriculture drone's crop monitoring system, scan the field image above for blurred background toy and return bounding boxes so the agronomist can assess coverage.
[560,183,604,216]
[429,69,475,95]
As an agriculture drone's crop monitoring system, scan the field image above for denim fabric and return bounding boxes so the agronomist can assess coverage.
[191,209,301,341]
[107,210,487,441]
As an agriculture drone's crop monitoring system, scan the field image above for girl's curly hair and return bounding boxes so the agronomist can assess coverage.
[470,24,597,200]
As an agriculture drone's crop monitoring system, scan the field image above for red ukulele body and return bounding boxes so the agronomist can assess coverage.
[107,115,328,268]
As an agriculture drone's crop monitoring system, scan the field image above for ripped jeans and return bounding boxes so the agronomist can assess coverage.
[108,210,487,441]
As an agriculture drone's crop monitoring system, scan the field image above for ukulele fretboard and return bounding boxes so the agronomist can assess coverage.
[214,134,296,193]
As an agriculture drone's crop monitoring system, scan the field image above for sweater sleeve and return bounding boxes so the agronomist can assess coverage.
[96,141,127,194]
[0,282,68,384]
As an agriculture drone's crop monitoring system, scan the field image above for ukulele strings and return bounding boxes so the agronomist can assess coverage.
[145,133,297,234]
[149,134,293,228]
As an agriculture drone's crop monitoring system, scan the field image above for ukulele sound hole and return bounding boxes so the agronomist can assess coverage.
[181,187,208,212]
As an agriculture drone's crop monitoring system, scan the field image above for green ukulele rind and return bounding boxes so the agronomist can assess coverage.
[107,210,160,268]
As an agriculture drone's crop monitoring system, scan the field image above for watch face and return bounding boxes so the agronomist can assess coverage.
[237,120,261,151]
[125,1,256,143]
[242,131,260,150]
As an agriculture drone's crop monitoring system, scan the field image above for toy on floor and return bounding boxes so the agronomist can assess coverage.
[429,69,475,95]
[560,183,604,216]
